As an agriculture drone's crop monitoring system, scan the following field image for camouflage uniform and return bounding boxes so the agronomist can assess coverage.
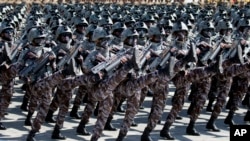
[70,24,96,119]
[0,21,22,130]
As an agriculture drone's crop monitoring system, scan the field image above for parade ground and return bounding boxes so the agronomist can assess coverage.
[0,79,249,141]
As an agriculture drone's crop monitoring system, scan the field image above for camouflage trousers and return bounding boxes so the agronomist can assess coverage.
[189,77,211,122]
[110,71,160,138]
[30,71,66,132]
[210,63,250,120]
[0,63,22,120]
[165,66,218,126]
[72,85,89,107]
[228,73,249,111]
[144,74,170,132]
[47,74,98,129]
[78,65,133,140]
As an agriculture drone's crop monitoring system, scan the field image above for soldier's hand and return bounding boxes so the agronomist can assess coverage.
[49,54,56,60]
[120,56,128,64]
[96,53,106,62]
[27,52,38,59]
[170,47,177,52]
[58,49,67,55]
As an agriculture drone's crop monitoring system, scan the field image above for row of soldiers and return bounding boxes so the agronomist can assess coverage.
[0,1,250,141]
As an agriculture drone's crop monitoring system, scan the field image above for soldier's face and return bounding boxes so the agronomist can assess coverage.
[243,27,250,38]
[59,32,72,43]
[221,29,232,36]
[99,37,110,48]
[33,37,45,46]
[175,31,188,42]
[125,36,138,47]
[1,28,14,41]
[136,28,147,38]
[76,24,88,34]
[201,28,214,38]
[151,35,163,43]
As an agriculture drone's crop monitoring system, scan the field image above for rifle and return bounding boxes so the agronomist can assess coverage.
[19,52,50,78]
[57,44,81,70]
[91,48,131,74]
[5,41,25,62]
[138,43,152,69]
[148,47,170,72]
[207,36,225,62]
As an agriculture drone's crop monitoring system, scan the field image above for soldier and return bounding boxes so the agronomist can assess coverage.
[69,24,97,119]
[0,20,24,130]
[159,20,223,140]
[221,17,250,126]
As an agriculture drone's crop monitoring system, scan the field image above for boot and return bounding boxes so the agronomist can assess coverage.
[187,102,194,115]
[244,110,250,122]
[160,122,175,140]
[176,114,183,120]
[45,109,56,123]
[141,127,153,141]
[51,125,66,140]
[206,98,214,112]
[104,117,116,131]
[70,105,81,119]
[116,133,125,141]
[224,111,235,126]
[76,120,91,136]
[131,120,138,127]
[147,89,154,97]
[20,97,29,112]
[206,116,220,132]
[94,102,99,117]
[0,122,6,130]
[242,94,250,106]
[186,121,200,136]
[25,111,34,126]
[117,101,125,113]
[26,130,36,141]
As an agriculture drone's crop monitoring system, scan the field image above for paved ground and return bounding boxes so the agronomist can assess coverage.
[0,79,249,141]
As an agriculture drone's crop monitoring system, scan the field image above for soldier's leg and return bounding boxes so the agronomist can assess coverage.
[25,88,40,126]
[141,79,169,141]
[160,71,189,140]
[45,88,61,123]
[77,98,97,136]
[70,85,88,119]
[91,94,114,141]
[187,78,211,136]
[20,83,32,112]
[52,89,73,140]
[0,79,14,130]
[117,90,141,141]
[206,76,219,112]
[27,89,52,141]
[206,76,232,131]
[225,77,248,126]
[139,86,149,109]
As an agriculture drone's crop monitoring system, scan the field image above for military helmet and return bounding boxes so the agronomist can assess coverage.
[111,22,127,34]
[121,28,139,42]
[237,18,250,29]
[0,20,15,34]
[74,17,88,27]
[85,24,97,37]
[134,21,148,31]
[198,21,215,33]
[55,25,72,40]
[172,21,189,35]
[148,25,165,37]
[98,16,113,27]
[92,26,111,41]
[216,20,233,32]
[27,27,46,43]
